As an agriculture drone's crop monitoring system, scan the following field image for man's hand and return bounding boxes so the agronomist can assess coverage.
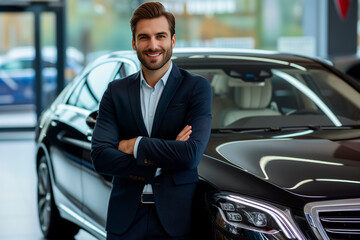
[118,137,137,154]
[118,125,191,154]
[176,125,192,141]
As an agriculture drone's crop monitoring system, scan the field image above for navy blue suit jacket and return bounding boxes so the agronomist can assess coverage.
[91,64,212,237]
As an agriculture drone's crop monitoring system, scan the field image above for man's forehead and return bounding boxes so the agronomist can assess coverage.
[135,16,170,35]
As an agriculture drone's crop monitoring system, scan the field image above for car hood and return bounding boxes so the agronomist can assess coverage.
[206,129,360,201]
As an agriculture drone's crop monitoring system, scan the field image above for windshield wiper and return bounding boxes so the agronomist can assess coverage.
[212,125,360,134]
[212,127,285,133]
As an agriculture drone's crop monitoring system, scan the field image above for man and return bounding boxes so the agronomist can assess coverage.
[91,2,212,239]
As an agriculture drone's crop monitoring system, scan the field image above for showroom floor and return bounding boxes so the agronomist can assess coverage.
[0,131,97,240]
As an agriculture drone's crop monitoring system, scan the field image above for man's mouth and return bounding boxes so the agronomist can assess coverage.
[146,52,162,58]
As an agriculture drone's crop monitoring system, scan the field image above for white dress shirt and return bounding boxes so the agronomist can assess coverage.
[134,62,173,193]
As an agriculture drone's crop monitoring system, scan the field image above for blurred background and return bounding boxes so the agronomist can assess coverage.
[0,0,359,239]
[1,0,359,129]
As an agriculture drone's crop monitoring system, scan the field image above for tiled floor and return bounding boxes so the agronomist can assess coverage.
[0,132,97,240]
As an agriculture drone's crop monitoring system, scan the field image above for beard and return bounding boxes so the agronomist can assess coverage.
[136,45,173,71]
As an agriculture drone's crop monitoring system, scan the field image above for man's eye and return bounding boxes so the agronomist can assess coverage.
[157,35,166,39]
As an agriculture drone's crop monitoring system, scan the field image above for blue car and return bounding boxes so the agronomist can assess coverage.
[0,46,83,108]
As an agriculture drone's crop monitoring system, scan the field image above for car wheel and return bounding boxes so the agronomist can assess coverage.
[37,156,80,239]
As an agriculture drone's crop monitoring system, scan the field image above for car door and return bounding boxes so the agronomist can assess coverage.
[46,80,90,217]
[81,59,138,237]
[48,60,121,229]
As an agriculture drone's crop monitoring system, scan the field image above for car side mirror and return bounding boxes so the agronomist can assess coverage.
[86,110,98,129]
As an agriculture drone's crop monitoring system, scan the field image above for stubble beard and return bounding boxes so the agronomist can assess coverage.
[137,46,173,71]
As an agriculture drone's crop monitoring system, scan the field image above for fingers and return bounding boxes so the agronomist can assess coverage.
[176,125,192,141]
[118,138,137,154]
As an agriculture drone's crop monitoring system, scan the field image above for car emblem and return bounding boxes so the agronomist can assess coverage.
[335,0,351,20]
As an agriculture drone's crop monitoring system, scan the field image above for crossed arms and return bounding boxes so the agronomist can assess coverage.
[118,125,192,154]
[91,76,212,181]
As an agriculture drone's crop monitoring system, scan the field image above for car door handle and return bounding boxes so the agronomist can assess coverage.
[86,130,92,141]
[51,114,60,127]
[51,120,58,127]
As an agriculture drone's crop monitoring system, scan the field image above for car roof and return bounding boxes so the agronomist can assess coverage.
[95,48,329,66]
[173,48,324,64]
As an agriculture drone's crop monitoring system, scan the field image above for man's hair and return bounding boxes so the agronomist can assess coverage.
[130,2,175,41]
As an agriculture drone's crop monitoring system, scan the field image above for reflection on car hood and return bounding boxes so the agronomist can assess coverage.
[212,129,360,200]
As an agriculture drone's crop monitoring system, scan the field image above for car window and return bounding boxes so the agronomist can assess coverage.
[114,62,137,79]
[271,75,300,113]
[124,61,138,75]
[0,59,56,70]
[67,61,119,110]
[184,65,360,129]
[114,63,126,80]
[1,59,33,70]
[67,80,83,106]
[43,61,56,68]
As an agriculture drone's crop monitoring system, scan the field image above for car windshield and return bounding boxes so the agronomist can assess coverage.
[177,57,360,130]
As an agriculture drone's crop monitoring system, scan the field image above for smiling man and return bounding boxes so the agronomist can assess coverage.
[91,2,212,240]
[134,16,174,72]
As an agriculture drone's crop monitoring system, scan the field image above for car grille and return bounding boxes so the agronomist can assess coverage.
[304,199,360,240]
[319,210,360,239]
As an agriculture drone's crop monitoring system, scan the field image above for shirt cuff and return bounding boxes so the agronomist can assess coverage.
[133,136,142,159]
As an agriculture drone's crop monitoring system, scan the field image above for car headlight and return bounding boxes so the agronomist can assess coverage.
[207,192,306,240]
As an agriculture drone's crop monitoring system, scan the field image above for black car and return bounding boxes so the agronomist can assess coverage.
[35,49,360,240]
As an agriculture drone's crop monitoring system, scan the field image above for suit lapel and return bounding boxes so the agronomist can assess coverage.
[151,64,183,137]
[127,72,149,137]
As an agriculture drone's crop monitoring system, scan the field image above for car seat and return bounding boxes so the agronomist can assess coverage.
[222,79,281,126]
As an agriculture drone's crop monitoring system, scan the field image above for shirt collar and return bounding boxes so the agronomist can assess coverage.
[140,61,173,88]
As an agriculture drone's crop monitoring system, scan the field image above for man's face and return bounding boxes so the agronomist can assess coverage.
[132,16,176,71]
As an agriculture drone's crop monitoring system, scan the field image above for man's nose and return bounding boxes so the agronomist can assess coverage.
[148,37,157,51]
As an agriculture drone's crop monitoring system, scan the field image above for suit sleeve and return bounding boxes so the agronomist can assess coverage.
[91,82,156,181]
[136,76,212,170]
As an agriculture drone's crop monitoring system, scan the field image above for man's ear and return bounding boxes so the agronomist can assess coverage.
[171,34,176,48]
[132,39,136,50]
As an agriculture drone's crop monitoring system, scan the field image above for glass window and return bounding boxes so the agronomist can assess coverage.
[85,61,119,102]
[182,63,360,129]
[75,83,98,110]
[43,61,56,68]
[67,61,119,110]
[114,63,125,80]
[114,62,137,79]
[1,59,33,70]
[67,80,83,106]
[66,0,303,61]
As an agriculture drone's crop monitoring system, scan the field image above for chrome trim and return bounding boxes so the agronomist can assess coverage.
[304,198,360,240]
[325,228,360,234]
[59,204,106,238]
[321,217,360,223]
[62,137,85,149]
